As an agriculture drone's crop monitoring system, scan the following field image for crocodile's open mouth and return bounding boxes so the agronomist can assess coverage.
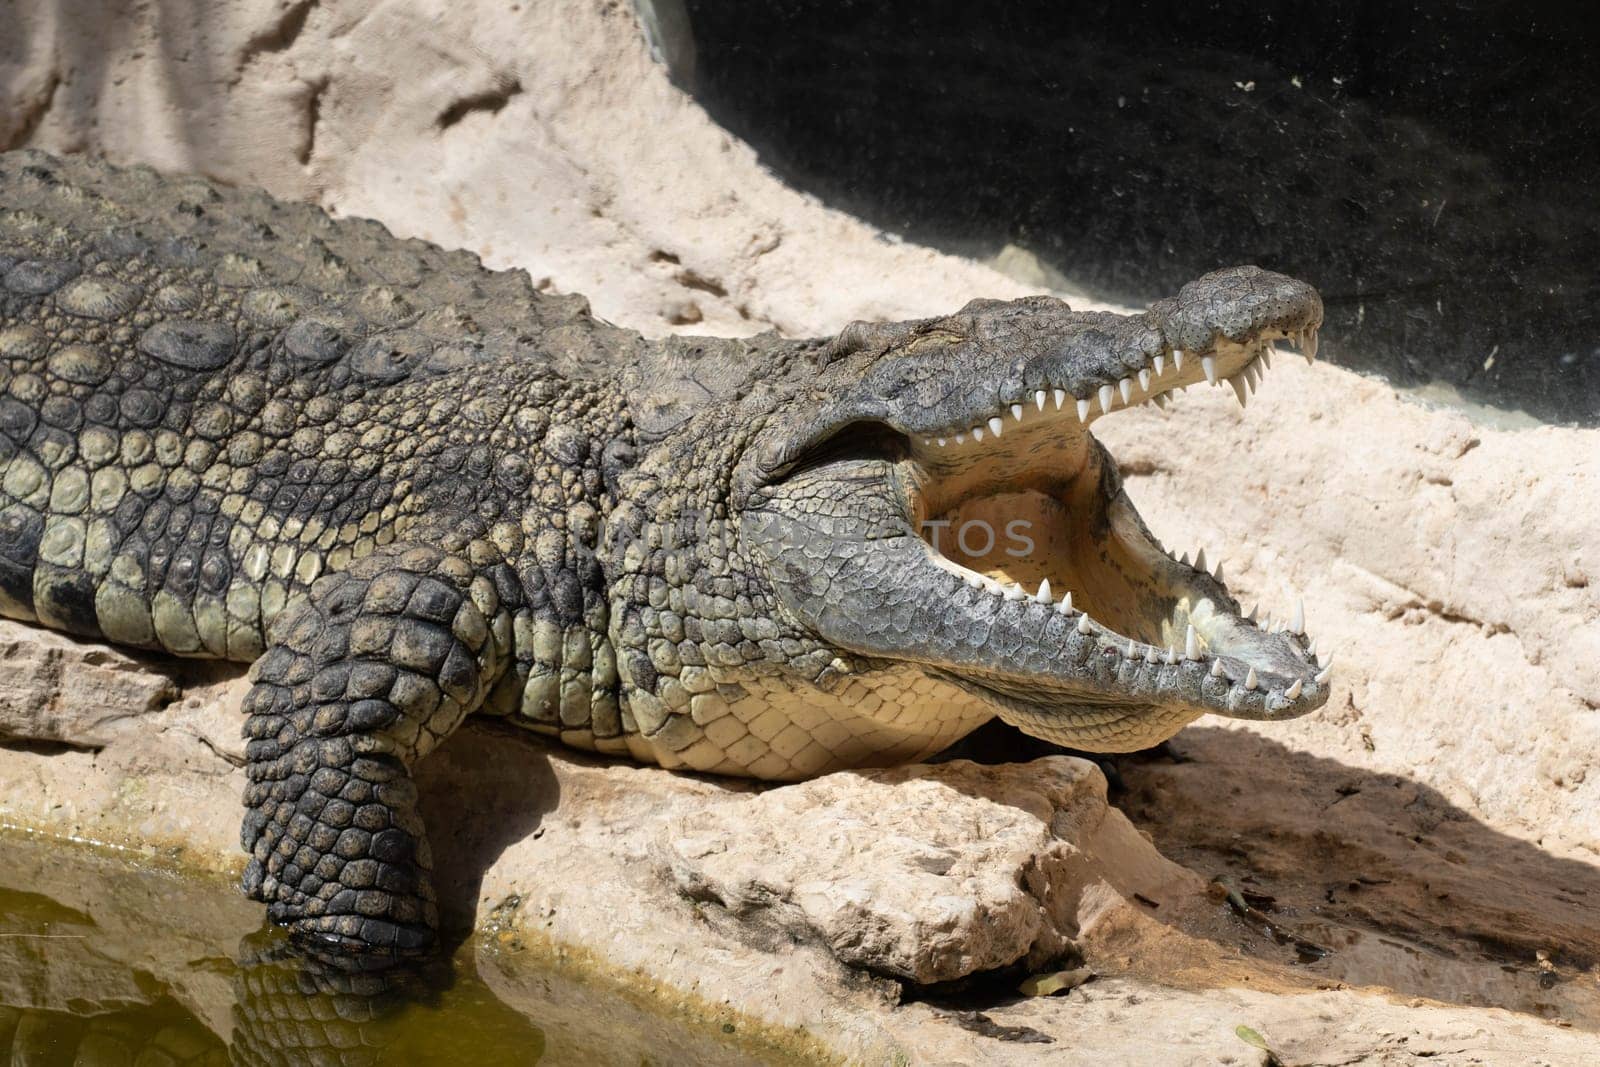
[742,267,1330,751]
[897,328,1330,736]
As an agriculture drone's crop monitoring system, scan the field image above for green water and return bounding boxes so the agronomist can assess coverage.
[0,832,807,1066]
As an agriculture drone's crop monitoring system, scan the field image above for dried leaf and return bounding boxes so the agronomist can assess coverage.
[1018,967,1093,997]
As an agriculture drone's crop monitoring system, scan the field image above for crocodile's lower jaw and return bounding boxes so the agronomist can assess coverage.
[891,332,1332,748]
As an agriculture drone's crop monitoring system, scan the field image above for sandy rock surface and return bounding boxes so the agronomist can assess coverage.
[4,0,1600,1062]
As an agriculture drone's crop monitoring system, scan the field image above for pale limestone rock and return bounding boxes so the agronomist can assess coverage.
[661,758,1196,983]
[0,620,178,747]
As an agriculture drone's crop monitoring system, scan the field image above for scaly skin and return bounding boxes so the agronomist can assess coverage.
[0,150,1331,953]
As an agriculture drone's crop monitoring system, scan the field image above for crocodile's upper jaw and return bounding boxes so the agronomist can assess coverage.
[741,267,1331,753]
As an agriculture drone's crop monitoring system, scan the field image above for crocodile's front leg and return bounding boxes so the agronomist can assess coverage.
[240,521,518,953]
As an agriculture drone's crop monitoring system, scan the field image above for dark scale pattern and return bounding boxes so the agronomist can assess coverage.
[0,151,637,950]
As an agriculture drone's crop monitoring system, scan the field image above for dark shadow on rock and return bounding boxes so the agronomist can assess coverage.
[941,718,1600,1026]
[414,720,566,936]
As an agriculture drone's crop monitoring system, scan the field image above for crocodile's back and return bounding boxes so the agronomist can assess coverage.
[0,150,624,657]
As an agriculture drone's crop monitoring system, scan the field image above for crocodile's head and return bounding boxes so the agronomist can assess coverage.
[736,266,1329,753]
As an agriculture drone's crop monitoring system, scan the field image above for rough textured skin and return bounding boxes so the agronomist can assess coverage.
[0,150,1326,951]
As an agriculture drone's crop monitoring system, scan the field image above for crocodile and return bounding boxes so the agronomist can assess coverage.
[0,149,1330,953]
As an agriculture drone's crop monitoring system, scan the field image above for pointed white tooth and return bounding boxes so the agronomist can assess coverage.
[1118,377,1134,404]
[1213,561,1225,584]
[1009,405,1023,423]
[1193,547,1207,573]
[1034,578,1051,603]
[1210,659,1226,677]
[1076,397,1092,421]
[1127,638,1138,657]
[1290,598,1304,634]
[1153,354,1166,376]
[936,437,947,447]
[1202,355,1218,385]
[1165,646,1178,665]
[1229,376,1249,407]
[1056,590,1073,614]
[972,427,984,443]
[1244,668,1259,691]
[1315,666,1332,685]
[1004,582,1025,601]
[1138,368,1151,392]
[1246,604,1258,623]
[1178,551,1190,566]
[1145,646,1161,664]
[1053,388,1067,410]
[988,416,1004,437]
[1260,345,1273,370]
[1185,624,1200,660]
[1077,615,1093,635]
[1243,361,1259,393]
[1305,328,1319,363]
[1173,349,1185,371]
[955,432,965,444]
[1034,390,1047,411]
[964,572,982,588]
[1307,638,1317,657]
[923,438,931,446]
[1285,678,1303,699]
[1153,393,1170,409]
[1098,384,1116,414]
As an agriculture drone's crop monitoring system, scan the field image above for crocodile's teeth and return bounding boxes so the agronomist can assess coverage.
[1165,646,1178,665]
[1193,547,1207,573]
[923,438,931,445]
[1179,551,1190,566]
[1033,578,1051,603]
[1145,646,1161,664]
[1077,614,1093,635]
[1290,597,1304,634]
[1285,678,1303,699]
[1307,638,1317,657]
[1138,368,1151,392]
[955,432,965,444]
[1153,354,1165,376]
[1008,405,1023,423]
[1243,361,1259,393]
[1173,349,1186,371]
[1212,561,1224,584]
[1202,355,1218,385]
[1229,376,1249,407]
[1127,638,1138,657]
[1260,345,1273,370]
[1118,377,1134,405]
[1055,590,1073,614]
[1244,668,1259,690]
[1098,384,1116,414]
[972,427,984,443]
[1004,582,1025,601]
[1305,329,1319,363]
[964,572,983,588]
[1053,388,1067,410]
[936,437,947,447]
[988,416,1005,436]
[1315,665,1333,684]
[1210,658,1226,677]
[1076,398,1092,421]
[1153,393,1170,410]
[1034,390,1047,411]
[1185,624,1200,660]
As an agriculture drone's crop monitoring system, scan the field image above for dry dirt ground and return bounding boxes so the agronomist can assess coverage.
[3,2,1598,1063]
